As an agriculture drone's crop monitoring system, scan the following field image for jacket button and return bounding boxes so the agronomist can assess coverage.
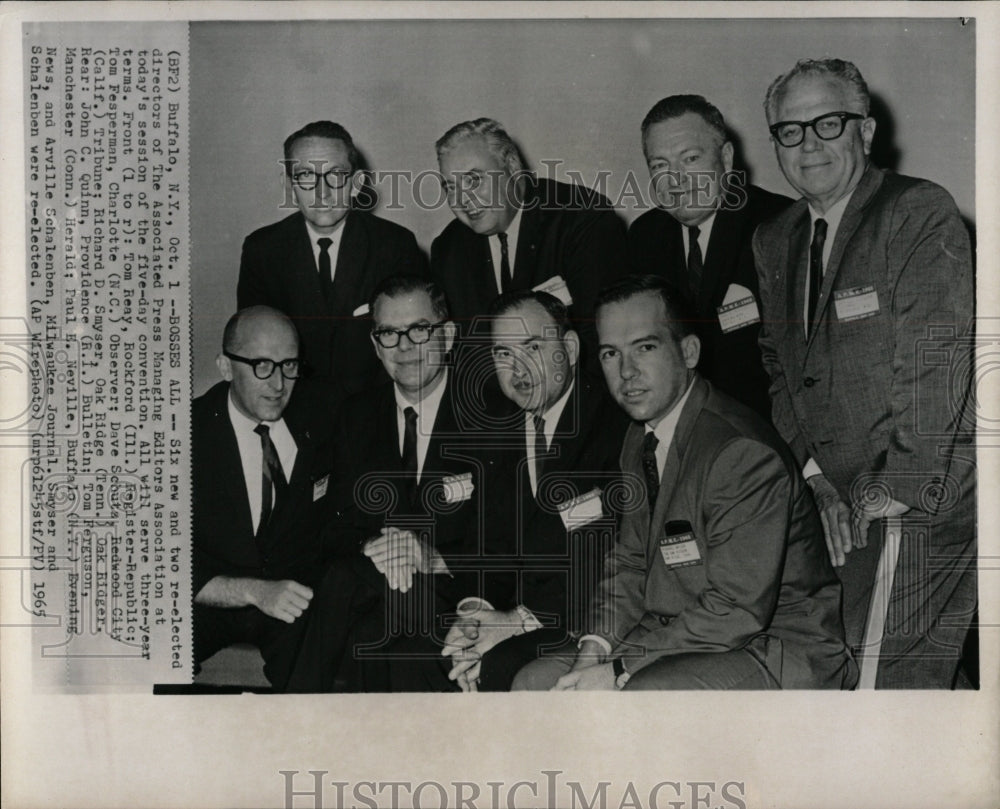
[803,377,816,388]
[659,615,669,626]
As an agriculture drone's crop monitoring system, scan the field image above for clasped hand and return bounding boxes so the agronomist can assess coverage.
[440,607,521,692]
[363,526,448,592]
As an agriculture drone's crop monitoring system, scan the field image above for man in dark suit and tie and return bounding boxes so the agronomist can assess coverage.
[442,290,628,691]
[513,276,855,691]
[238,121,427,409]
[753,58,976,688]
[326,275,509,690]
[430,117,626,375]
[193,306,354,691]
[628,95,791,420]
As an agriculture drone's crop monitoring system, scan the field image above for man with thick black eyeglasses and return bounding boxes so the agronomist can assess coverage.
[753,58,976,689]
[238,120,427,410]
[191,306,359,691]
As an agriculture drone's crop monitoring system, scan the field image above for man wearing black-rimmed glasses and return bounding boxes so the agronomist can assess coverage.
[325,275,511,690]
[753,58,976,688]
[238,120,427,410]
[192,305,356,691]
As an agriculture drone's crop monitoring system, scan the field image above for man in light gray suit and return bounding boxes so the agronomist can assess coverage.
[753,58,976,688]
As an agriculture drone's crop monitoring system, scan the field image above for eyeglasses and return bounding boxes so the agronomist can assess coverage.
[290,169,354,190]
[769,112,866,148]
[372,322,444,349]
[224,352,300,380]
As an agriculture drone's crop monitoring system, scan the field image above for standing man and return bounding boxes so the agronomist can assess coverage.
[441,290,628,691]
[192,306,353,691]
[238,121,427,409]
[431,117,626,369]
[754,58,976,688]
[514,277,855,691]
[628,95,791,420]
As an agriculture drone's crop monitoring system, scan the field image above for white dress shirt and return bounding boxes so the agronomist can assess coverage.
[526,376,575,497]
[680,210,716,265]
[488,208,523,294]
[305,215,348,282]
[393,370,449,483]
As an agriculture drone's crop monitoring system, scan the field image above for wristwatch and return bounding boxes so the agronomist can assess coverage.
[612,657,631,690]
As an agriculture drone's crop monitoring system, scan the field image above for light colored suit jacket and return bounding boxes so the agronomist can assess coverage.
[588,377,855,688]
[752,164,975,525]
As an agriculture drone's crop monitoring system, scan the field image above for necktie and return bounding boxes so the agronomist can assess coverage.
[641,432,660,513]
[807,218,828,337]
[254,423,287,535]
[497,232,513,293]
[686,225,704,299]
[317,237,335,304]
[401,406,418,502]
[532,413,547,491]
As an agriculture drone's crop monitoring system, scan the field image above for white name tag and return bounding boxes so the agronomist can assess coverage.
[312,474,329,502]
[558,487,604,529]
[442,472,474,504]
[658,532,702,568]
[533,275,574,306]
[716,284,761,333]
[833,285,880,322]
[352,303,370,317]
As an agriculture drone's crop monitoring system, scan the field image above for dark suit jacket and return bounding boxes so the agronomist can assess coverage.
[628,184,791,420]
[588,377,855,688]
[753,165,975,528]
[191,381,336,597]
[430,177,627,359]
[238,210,428,408]
[329,374,509,607]
[484,374,629,635]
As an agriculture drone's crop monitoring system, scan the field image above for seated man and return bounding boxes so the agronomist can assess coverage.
[441,290,628,692]
[326,275,508,690]
[514,276,856,690]
[192,306,352,691]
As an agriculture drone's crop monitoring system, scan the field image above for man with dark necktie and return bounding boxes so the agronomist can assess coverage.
[627,95,791,420]
[238,121,427,409]
[192,306,353,691]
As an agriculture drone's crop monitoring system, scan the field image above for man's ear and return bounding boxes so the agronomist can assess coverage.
[860,117,877,156]
[680,334,701,369]
[564,329,581,369]
[442,320,459,354]
[350,170,366,200]
[216,352,234,381]
[370,332,384,361]
[721,141,735,174]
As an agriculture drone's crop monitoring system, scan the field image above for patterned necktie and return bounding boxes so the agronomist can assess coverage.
[532,413,547,492]
[807,218,828,337]
[497,232,513,293]
[254,423,287,535]
[401,406,418,503]
[687,225,704,299]
[641,431,660,513]
[317,237,335,304]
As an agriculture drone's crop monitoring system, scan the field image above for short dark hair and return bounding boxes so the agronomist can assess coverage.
[595,275,695,341]
[222,306,298,353]
[641,95,728,152]
[370,274,450,322]
[488,289,572,337]
[764,58,870,123]
[283,120,360,174]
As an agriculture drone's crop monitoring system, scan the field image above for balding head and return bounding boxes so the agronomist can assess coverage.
[217,306,300,423]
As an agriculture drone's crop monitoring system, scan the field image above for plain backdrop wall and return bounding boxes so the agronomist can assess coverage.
[190,17,975,395]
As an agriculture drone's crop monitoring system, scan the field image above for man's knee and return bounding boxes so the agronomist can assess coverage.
[511,656,570,691]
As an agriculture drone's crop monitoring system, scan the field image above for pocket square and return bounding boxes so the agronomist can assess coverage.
[352,303,370,317]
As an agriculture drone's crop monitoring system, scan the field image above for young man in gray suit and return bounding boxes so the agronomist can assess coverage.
[514,276,855,691]
[753,58,976,688]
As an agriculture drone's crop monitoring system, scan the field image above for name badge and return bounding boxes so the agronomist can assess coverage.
[658,529,702,569]
[352,303,371,317]
[716,283,761,333]
[833,285,880,322]
[442,472,474,504]
[312,474,329,502]
[558,487,604,529]
[533,275,574,306]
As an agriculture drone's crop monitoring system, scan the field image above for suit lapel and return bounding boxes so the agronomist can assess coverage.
[329,212,367,318]
[702,207,744,310]
[287,214,328,316]
[513,188,542,289]
[787,210,812,359]
[216,397,257,544]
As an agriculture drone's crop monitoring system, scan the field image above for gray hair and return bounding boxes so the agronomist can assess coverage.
[435,117,525,173]
[764,58,870,123]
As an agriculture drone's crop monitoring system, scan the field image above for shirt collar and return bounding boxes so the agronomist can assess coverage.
[808,187,854,235]
[304,214,348,246]
[526,373,576,434]
[394,369,449,420]
[644,375,696,448]
[227,390,283,434]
